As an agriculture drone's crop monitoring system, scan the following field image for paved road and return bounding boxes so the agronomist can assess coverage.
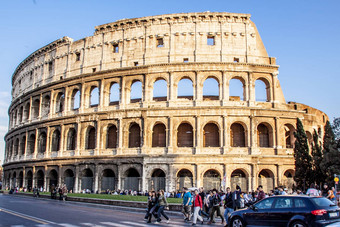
[0,194,222,227]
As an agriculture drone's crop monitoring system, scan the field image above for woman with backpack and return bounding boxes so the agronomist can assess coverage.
[207,189,225,225]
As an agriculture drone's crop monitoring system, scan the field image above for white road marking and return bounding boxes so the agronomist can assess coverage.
[80,223,105,227]
[100,222,131,227]
[36,225,54,227]
[121,221,150,226]
[11,225,25,227]
[0,207,56,225]
[58,224,80,227]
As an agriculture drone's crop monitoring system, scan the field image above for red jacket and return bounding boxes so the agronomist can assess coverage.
[193,195,203,208]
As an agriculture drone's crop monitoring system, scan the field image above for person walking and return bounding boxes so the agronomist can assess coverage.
[182,187,192,222]
[257,185,265,201]
[146,191,158,223]
[198,187,209,219]
[155,190,170,224]
[192,189,204,226]
[232,185,242,210]
[223,187,234,227]
[207,189,225,225]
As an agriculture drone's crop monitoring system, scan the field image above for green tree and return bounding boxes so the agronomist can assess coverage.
[293,118,313,191]
[311,129,324,186]
[332,117,340,141]
[320,121,340,184]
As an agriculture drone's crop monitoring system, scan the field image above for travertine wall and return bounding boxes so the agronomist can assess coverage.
[3,12,327,193]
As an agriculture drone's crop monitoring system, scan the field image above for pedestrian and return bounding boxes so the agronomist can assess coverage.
[327,187,335,202]
[192,189,204,226]
[306,183,319,196]
[232,185,241,210]
[223,187,233,227]
[155,190,170,224]
[207,188,224,225]
[58,186,63,200]
[322,183,329,197]
[146,191,158,223]
[62,184,68,201]
[182,187,192,222]
[198,187,209,219]
[257,185,265,201]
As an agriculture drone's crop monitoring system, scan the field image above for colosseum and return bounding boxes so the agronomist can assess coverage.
[3,12,327,194]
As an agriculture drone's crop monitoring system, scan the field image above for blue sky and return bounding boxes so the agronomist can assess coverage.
[0,0,339,164]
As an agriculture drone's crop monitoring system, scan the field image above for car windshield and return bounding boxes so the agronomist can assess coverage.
[311,197,336,207]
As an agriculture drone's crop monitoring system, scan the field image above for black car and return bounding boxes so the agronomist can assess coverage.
[228,195,340,227]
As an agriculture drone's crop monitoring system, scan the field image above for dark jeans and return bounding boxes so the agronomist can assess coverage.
[157,205,169,222]
[210,206,224,222]
[199,209,209,218]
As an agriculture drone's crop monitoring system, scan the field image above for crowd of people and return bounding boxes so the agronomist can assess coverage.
[50,184,68,201]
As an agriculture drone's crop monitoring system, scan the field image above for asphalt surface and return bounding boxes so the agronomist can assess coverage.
[0,194,221,227]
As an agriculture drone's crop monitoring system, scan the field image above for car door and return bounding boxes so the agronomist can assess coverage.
[244,197,275,226]
[270,197,295,227]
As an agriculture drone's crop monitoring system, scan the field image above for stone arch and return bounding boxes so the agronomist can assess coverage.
[123,168,140,191]
[38,131,47,154]
[28,133,35,154]
[149,168,166,191]
[203,122,220,147]
[106,124,118,148]
[14,138,19,157]
[129,122,141,148]
[229,77,246,101]
[176,169,193,190]
[51,129,61,152]
[177,77,193,100]
[41,95,51,117]
[177,122,193,147]
[20,135,26,156]
[18,106,23,123]
[257,122,273,148]
[26,170,33,190]
[282,169,295,192]
[90,86,99,107]
[230,122,246,147]
[18,171,24,188]
[12,171,17,188]
[306,130,313,149]
[203,77,219,100]
[101,169,116,191]
[255,77,271,102]
[153,78,168,101]
[48,169,58,190]
[109,82,120,105]
[81,168,93,191]
[152,123,166,147]
[203,169,221,190]
[284,124,296,149]
[130,80,142,103]
[258,169,274,193]
[55,92,65,113]
[71,88,81,110]
[86,126,96,149]
[230,169,248,192]
[67,128,76,151]
[32,98,40,119]
[36,169,44,189]
[64,169,75,191]
[24,102,30,121]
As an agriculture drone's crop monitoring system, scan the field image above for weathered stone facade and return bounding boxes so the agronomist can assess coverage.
[3,12,327,193]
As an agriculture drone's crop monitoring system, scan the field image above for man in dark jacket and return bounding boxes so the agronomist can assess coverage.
[223,187,233,227]
[232,185,241,210]
[257,185,266,201]
[207,189,225,225]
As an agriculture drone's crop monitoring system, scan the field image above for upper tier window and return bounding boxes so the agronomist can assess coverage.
[157,38,164,48]
[207,36,215,46]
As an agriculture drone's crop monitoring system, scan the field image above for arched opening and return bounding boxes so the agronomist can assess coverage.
[258,169,274,193]
[106,125,118,148]
[67,128,76,150]
[28,134,35,154]
[255,79,270,102]
[284,124,296,148]
[203,170,221,190]
[71,89,80,110]
[109,83,120,105]
[176,169,193,190]
[130,81,142,103]
[129,123,141,148]
[36,170,44,189]
[231,169,248,191]
[55,92,65,113]
[101,169,115,191]
[49,169,58,190]
[86,127,96,149]
[18,171,23,188]
[12,172,16,188]
[32,99,40,119]
[38,132,47,154]
[203,77,219,100]
[231,123,246,147]
[26,171,33,190]
[24,102,30,121]
[14,138,19,156]
[13,111,17,126]
[18,106,23,123]
[177,78,193,100]
[306,131,313,149]
[90,87,99,107]
[81,169,93,191]
[124,168,140,191]
[229,78,245,101]
[177,123,193,147]
[203,123,219,147]
[282,170,295,192]
[153,79,167,101]
[51,129,61,152]
[41,95,50,117]
[20,136,26,156]
[64,169,74,191]
[150,169,166,191]
[257,123,271,148]
[152,123,166,147]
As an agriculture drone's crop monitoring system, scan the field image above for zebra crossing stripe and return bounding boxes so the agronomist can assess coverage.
[121,221,149,227]
[58,224,80,227]
[99,222,131,227]
[80,223,105,227]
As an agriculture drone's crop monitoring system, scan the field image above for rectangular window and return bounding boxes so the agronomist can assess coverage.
[183,58,189,63]
[157,38,164,47]
[134,62,139,66]
[76,52,81,61]
[92,68,96,73]
[48,62,53,73]
[234,58,239,63]
[113,44,119,53]
[207,36,215,46]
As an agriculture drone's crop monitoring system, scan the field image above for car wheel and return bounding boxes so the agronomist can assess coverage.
[290,220,307,227]
[231,217,245,227]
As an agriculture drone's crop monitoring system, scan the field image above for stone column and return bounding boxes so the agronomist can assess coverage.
[22,166,26,189]
[58,165,62,186]
[59,125,65,156]
[167,117,173,154]
[44,166,48,192]
[271,71,279,108]
[223,116,228,154]
[45,127,50,158]
[274,117,279,154]
[195,115,201,154]
[33,129,39,159]
[249,116,257,155]
[117,164,122,190]
[32,166,36,188]
[168,72,175,107]
[195,71,202,105]
[76,123,81,156]
[99,80,104,111]
[222,71,228,106]
[248,72,255,106]
[38,93,42,120]
[74,165,79,193]
[28,96,33,122]
[94,165,99,193]
[118,118,123,155]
